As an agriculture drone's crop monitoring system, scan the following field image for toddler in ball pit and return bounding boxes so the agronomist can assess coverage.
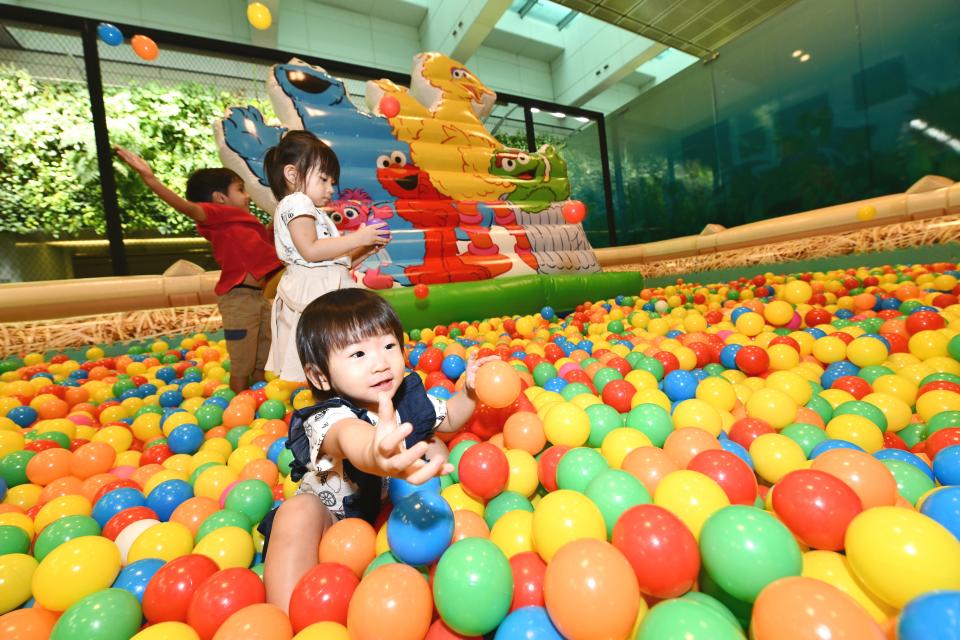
[259,287,496,610]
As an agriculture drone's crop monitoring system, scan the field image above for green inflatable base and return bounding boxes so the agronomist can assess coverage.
[378,271,644,329]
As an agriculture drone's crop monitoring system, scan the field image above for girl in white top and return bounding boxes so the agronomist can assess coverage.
[263,130,390,381]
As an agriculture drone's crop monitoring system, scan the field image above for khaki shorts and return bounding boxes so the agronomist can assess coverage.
[218,286,272,379]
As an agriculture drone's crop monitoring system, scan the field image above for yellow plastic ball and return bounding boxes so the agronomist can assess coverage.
[194,465,239,501]
[33,495,92,534]
[441,483,484,517]
[0,553,38,615]
[600,428,653,468]
[531,490,605,562]
[916,389,960,423]
[735,312,765,337]
[862,392,912,433]
[654,470,729,540]
[825,414,884,453]
[801,550,895,623]
[504,449,539,497]
[745,388,797,430]
[543,402,590,447]
[671,399,722,437]
[131,621,202,640]
[192,525,254,569]
[782,280,813,304]
[812,336,847,364]
[749,433,806,483]
[32,535,120,611]
[489,510,535,558]
[92,425,134,453]
[128,521,194,563]
[909,330,948,360]
[695,376,736,412]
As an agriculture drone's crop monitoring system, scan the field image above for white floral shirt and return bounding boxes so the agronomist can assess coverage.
[273,192,350,268]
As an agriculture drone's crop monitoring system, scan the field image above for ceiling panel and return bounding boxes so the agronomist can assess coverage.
[549,0,798,58]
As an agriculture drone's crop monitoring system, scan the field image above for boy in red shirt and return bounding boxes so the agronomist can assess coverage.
[115,147,282,393]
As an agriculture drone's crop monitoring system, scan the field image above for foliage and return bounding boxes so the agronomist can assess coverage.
[0,64,275,237]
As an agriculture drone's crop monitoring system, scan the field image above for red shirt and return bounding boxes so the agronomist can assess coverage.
[196,202,282,296]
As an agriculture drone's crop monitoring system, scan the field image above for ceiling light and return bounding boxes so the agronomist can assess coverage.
[552,112,566,118]
[791,49,802,58]
[530,107,540,113]
[576,116,590,123]
[799,53,811,62]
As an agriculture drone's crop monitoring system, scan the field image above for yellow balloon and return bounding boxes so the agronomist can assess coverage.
[128,521,194,563]
[131,621,201,640]
[653,470,729,539]
[32,535,121,611]
[749,433,807,484]
[504,449,539,497]
[34,494,92,533]
[845,507,960,608]
[825,414,884,453]
[293,622,350,640]
[531,489,605,562]
[193,525,254,569]
[441,482,485,517]
[801,550,896,624]
[600,428,652,468]
[489,510,535,558]
[0,553,37,614]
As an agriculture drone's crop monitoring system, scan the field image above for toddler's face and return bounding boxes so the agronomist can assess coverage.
[323,332,405,409]
[302,167,336,207]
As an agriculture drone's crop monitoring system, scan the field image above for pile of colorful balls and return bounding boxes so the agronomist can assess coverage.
[1,263,959,639]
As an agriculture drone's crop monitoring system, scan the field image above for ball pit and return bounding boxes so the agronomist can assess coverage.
[2,262,960,638]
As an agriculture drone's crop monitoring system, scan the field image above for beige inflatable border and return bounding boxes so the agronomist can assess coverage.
[1,175,958,355]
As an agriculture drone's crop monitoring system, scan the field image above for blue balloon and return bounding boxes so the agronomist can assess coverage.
[387,491,454,566]
[494,606,564,639]
[898,590,960,640]
[112,558,164,603]
[874,449,935,482]
[146,479,194,521]
[388,477,441,505]
[92,488,146,527]
[919,486,960,542]
[97,22,123,46]
[934,445,960,486]
[810,439,865,459]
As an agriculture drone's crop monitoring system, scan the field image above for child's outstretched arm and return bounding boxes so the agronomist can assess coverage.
[114,146,206,223]
[288,216,389,264]
[323,392,449,484]
[437,355,502,433]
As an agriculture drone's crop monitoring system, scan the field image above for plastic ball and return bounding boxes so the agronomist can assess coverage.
[387,491,454,566]
[474,361,521,409]
[531,490,605,562]
[413,283,429,299]
[433,538,512,636]
[561,200,586,224]
[97,22,123,46]
[379,95,401,119]
[246,2,273,30]
[32,535,121,611]
[612,504,699,599]
[289,563,358,632]
[751,577,885,640]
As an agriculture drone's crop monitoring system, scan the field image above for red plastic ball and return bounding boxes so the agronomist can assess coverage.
[601,379,636,414]
[734,345,769,376]
[652,350,680,376]
[143,554,220,623]
[509,551,547,611]
[413,283,430,299]
[926,427,960,460]
[612,504,700,599]
[905,310,945,334]
[687,449,758,506]
[537,445,571,493]
[831,375,872,400]
[771,469,862,551]
[458,442,509,501]
[805,308,832,327]
[416,347,444,374]
[561,200,586,224]
[187,567,266,639]
[379,95,401,118]
[287,562,359,632]
[728,417,774,449]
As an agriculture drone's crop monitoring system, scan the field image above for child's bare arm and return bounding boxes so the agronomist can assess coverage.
[322,393,447,484]
[288,216,389,263]
[437,355,502,433]
[114,146,206,223]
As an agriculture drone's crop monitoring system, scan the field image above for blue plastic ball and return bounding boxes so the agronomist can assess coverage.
[541,306,555,320]
[441,355,466,381]
[92,488,146,527]
[809,439,865,458]
[874,449,935,482]
[168,423,204,455]
[898,589,960,640]
[934,445,960,486]
[662,370,698,402]
[494,606,564,639]
[387,491,454,566]
[146,479,193,521]
[919,486,960,542]
[112,558,164,603]
[388,477,441,506]
[6,405,38,428]
[97,22,123,46]
[159,389,183,408]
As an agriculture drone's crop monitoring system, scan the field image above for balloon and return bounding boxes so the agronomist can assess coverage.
[187,568,266,640]
[653,470,730,539]
[561,200,586,224]
[212,603,292,640]
[475,362,521,409]
[113,557,164,603]
[247,2,273,30]
[379,95,401,118]
[687,449,758,506]
[131,34,159,61]
[318,518,377,577]
[844,506,960,608]
[509,552,547,611]
[32,535,121,611]
[751,577,885,640]
[32,514,100,561]
[699,506,802,602]
[50,588,143,640]
[636,599,745,640]
[143,553,220,622]
[347,565,432,640]
[584,469,651,536]
[771,469,862,550]
[531,490,605,562]
[898,590,960,640]
[612,504,700,599]
[544,539,639,640]
[494,606,563,639]
[801,551,896,624]
[433,538,513,636]
[0,553,36,614]
[810,448,897,509]
[289,563,358,632]
[97,22,123,46]
[0,607,58,639]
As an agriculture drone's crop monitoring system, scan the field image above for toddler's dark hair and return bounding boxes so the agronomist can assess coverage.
[185,168,242,203]
[296,288,404,399]
[264,130,341,200]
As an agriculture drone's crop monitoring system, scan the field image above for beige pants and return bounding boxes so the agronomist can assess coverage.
[218,287,272,379]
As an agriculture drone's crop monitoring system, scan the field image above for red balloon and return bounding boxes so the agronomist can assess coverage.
[728,417,774,450]
[612,504,700,598]
[143,554,220,623]
[187,568,266,640]
[458,443,509,501]
[102,505,159,541]
[288,562,359,632]
[561,200,586,224]
[413,283,430,300]
[379,95,401,118]
[771,469,862,551]
[601,379,636,414]
[509,552,547,611]
[687,449,758,506]
[425,618,481,639]
[537,445,570,493]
